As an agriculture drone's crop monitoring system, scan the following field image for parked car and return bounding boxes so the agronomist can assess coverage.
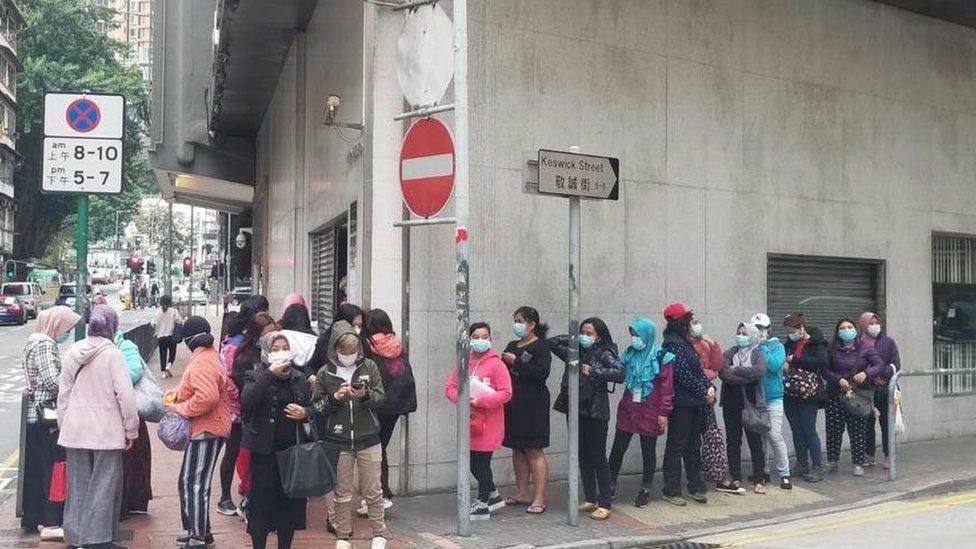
[55,284,93,307]
[0,296,27,325]
[90,270,111,285]
[174,284,207,306]
[0,282,42,319]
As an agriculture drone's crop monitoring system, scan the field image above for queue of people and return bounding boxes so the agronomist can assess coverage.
[19,292,900,547]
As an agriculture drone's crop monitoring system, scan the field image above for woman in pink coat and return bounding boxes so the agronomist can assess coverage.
[445,322,512,521]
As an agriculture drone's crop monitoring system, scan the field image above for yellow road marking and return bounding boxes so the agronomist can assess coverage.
[714,491,976,546]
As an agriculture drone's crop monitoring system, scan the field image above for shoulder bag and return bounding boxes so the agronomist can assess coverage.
[742,382,771,434]
[838,387,874,418]
[276,420,339,498]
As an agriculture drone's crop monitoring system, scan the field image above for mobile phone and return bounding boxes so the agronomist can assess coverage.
[351,382,365,390]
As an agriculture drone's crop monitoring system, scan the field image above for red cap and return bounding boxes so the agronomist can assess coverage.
[663,302,691,321]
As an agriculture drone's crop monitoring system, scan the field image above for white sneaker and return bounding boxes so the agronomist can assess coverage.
[371,537,387,549]
[335,540,352,549]
[383,497,394,510]
[39,527,63,541]
[356,500,369,517]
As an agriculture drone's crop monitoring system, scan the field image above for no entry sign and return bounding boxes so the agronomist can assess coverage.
[399,118,455,218]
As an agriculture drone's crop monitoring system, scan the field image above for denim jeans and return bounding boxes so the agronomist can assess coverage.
[784,396,823,468]
[764,399,790,479]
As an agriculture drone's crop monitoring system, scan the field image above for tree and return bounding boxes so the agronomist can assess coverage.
[131,199,192,258]
[12,0,152,259]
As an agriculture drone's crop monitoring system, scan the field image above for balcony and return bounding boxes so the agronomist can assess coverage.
[0,28,16,58]
[0,179,12,199]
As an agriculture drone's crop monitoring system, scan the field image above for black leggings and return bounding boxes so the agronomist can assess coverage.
[250,529,294,549]
[157,336,177,371]
[608,429,658,489]
[579,417,612,508]
[378,414,399,499]
[866,388,890,458]
[470,451,495,502]
[220,423,242,501]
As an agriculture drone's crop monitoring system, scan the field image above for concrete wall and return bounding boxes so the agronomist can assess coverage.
[257,0,976,493]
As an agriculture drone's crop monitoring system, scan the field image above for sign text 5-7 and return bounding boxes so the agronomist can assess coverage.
[42,137,123,194]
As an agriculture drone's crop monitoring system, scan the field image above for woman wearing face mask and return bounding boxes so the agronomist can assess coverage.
[501,306,552,514]
[749,313,791,490]
[20,306,80,541]
[782,313,828,483]
[660,303,715,506]
[859,312,900,470]
[689,317,723,382]
[608,318,674,508]
[824,318,885,477]
[239,332,311,549]
[307,303,364,375]
[444,323,513,521]
[550,317,625,520]
[717,323,767,495]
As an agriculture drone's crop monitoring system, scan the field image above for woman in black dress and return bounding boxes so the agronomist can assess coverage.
[239,332,312,549]
[501,306,552,514]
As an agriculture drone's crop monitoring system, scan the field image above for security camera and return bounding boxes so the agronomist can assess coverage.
[236,232,246,249]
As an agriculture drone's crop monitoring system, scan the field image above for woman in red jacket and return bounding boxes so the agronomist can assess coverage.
[445,322,513,521]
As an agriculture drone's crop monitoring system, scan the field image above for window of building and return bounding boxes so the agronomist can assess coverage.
[767,253,885,340]
[933,234,976,395]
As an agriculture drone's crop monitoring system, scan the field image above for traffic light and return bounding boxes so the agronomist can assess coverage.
[127,257,144,274]
[182,257,192,277]
[4,260,14,281]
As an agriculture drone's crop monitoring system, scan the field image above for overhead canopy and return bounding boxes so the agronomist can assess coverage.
[873,1,976,28]
[155,171,254,214]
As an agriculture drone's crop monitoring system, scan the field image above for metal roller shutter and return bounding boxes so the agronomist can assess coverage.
[310,228,335,325]
[767,254,885,338]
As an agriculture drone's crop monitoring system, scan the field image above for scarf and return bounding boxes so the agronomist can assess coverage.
[622,318,670,402]
[36,305,80,339]
[859,311,878,347]
[733,322,761,370]
[370,333,405,375]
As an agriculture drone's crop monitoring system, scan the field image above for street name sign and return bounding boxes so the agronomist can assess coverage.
[41,92,125,195]
[399,117,455,218]
[537,149,619,200]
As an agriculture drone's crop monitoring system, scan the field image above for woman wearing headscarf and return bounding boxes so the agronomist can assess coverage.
[114,331,153,518]
[608,318,675,508]
[21,306,79,540]
[859,312,901,470]
[550,317,625,520]
[57,305,139,549]
[717,322,768,494]
[279,293,314,335]
[240,331,312,549]
[164,316,232,548]
[660,303,715,506]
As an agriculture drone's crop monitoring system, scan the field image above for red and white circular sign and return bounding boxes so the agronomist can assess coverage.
[399,118,455,218]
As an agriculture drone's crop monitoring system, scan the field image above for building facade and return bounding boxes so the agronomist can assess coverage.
[152,0,976,494]
[0,0,19,265]
[91,0,153,81]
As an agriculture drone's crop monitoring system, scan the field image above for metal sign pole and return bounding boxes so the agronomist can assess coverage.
[453,0,471,537]
[567,193,581,526]
[74,195,89,341]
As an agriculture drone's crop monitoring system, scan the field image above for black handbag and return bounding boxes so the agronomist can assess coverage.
[275,421,339,498]
[838,388,874,418]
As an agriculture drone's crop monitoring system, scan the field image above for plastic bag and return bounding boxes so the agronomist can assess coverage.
[893,387,906,437]
[157,412,191,451]
[134,361,165,422]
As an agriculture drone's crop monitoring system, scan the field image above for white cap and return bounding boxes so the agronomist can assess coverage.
[750,313,771,328]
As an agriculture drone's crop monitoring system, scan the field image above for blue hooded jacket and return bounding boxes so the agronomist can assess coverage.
[621,318,673,402]
[760,337,787,401]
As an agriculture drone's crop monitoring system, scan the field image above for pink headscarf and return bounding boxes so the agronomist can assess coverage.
[36,306,81,339]
[859,311,879,346]
[282,293,308,312]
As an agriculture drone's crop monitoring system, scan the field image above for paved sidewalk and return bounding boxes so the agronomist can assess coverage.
[4,334,976,548]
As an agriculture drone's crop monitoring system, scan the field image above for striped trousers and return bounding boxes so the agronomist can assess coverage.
[179,437,224,537]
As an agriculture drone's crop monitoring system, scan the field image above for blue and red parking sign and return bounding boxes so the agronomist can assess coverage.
[65,98,101,133]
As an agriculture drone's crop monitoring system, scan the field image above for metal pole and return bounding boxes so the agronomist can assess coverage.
[189,205,194,317]
[887,368,901,481]
[567,193,581,526]
[165,201,173,295]
[453,0,471,537]
[75,196,89,341]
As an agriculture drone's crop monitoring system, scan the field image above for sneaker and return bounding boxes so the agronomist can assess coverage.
[853,465,865,477]
[470,500,490,521]
[335,540,353,549]
[216,499,238,516]
[865,455,877,467]
[780,477,793,490]
[793,462,810,477]
[634,488,650,508]
[824,461,839,473]
[716,481,746,494]
[38,527,63,541]
[884,457,891,470]
[383,497,394,510]
[688,492,708,504]
[487,491,506,512]
[662,494,687,507]
[371,536,387,549]
[176,534,214,545]
[589,507,611,520]
[578,501,599,512]
[805,466,825,483]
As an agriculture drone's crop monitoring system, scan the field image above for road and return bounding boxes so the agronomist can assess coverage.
[690,489,976,548]
[0,284,157,505]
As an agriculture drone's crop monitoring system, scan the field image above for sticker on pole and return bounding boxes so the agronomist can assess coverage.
[399,118,455,218]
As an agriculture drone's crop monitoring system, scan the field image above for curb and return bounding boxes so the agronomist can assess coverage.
[538,535,681,549]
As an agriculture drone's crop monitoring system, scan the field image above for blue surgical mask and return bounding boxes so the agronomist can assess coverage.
[788,330,802,342]
[838,327,857,342]
[513,323,528,338]
[735,334,751,348]
[56,333,71,344]
[690,323,704,337]
[470,339,491,354]
[630,336,646,351]
[579,335,596,349]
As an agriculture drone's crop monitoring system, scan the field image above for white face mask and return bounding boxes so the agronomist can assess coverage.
[338,352,358,367]
[867,324,882,338]
[268,350,292,364]
[354,326,362,335]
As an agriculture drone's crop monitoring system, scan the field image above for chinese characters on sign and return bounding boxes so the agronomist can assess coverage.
[41,93,125,195]
[537,149,619,200]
